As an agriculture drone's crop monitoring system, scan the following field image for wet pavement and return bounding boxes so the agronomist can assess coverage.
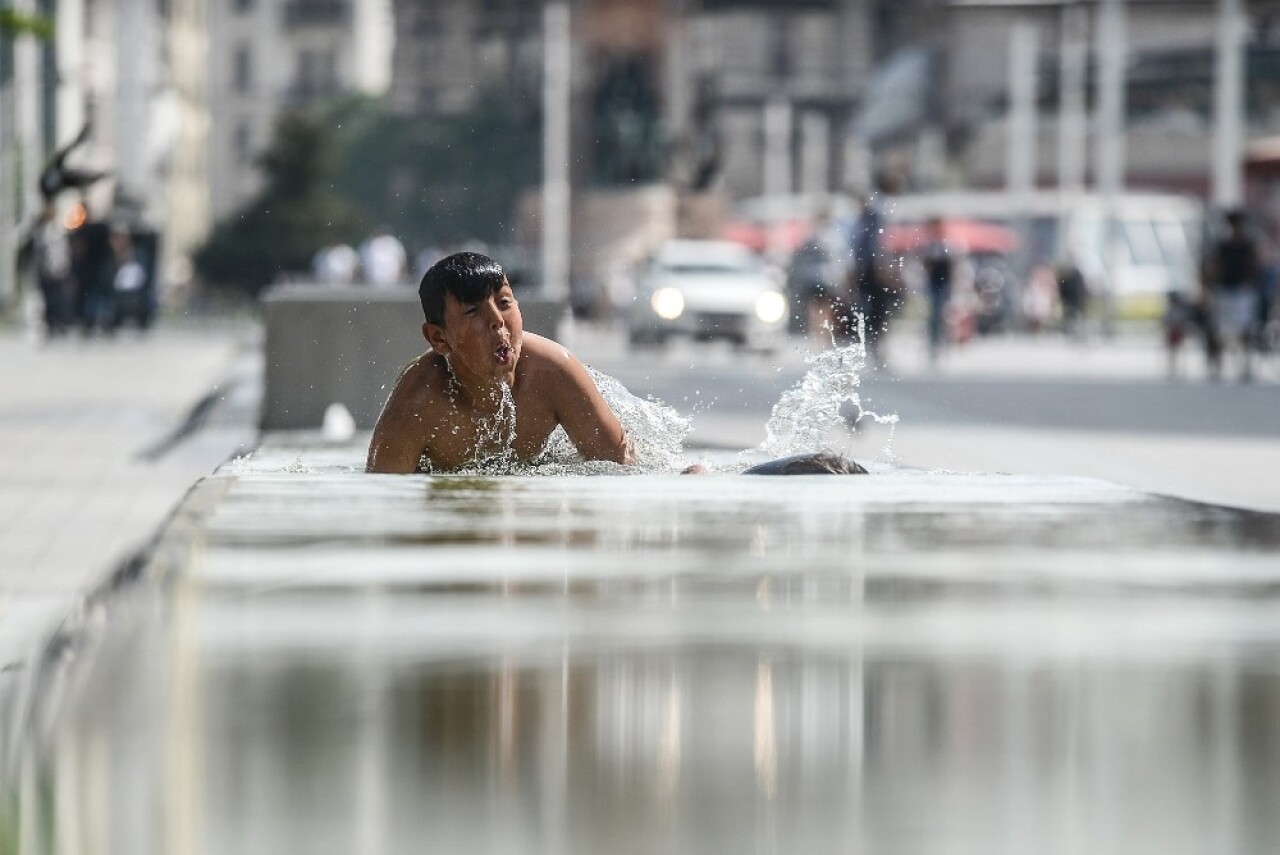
[6,442,1280,853]
[0,323,258,670]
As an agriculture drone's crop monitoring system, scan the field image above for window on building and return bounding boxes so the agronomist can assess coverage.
[234,121,253,166]
[297,50,315,96]
[295,48,340,98]
[233,44,253,94]
[234,0,254,13]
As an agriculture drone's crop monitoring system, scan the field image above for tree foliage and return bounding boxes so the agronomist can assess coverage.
[194,111,366,294]
[195,88,542,293]
[0,9,55,40]
[328,87,541,249]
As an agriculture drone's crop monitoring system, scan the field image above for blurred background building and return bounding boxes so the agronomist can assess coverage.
[0,0,210,301]
[207,0,394,219]
[5,0,1280,307]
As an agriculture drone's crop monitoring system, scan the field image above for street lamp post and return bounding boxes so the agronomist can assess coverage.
[1212,0,1247,209]
[1095,0,1127,336]
[542,1,572,310]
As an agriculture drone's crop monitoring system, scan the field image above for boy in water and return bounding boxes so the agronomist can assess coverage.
[366,251,633,473]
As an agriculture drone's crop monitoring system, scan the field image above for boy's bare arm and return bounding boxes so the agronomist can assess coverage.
[366,413,426,473]
[549,351,633,465]
[366,363,432,473]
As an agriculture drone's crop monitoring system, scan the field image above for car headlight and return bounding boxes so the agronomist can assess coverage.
[754,290,786,324]
[651,287,685,320]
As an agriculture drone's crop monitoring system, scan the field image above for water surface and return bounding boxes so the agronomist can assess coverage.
[5,443,1280,854]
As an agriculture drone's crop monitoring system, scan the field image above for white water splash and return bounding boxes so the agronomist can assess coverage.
[758,322,898,460]
[530,367,692,474]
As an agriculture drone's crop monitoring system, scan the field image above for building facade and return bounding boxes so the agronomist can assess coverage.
[386,0,1280,206]
[206,0,394,220]
[388,0,874,203]
[0,0,213,301]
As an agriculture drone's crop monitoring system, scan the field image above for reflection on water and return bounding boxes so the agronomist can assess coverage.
[5,457,1280,854]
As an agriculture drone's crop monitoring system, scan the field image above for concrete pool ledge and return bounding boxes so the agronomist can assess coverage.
[106,436,1280,612]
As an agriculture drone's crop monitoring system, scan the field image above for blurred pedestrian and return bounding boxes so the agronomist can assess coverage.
[108,226,153,332]
[788,207,849,348]
[850,193,893,364]
[920,217,952,364]
[1207,209,1261,382]
[1022,263,1059,333]
[69,213,116,336]
[313,243,359,285]
[1162,288,1227,380]
[1258,237,1279,343]
[359,227,408,287]
[1056,253,1088,338]
[413,245,446,285]
[26,203,73,337]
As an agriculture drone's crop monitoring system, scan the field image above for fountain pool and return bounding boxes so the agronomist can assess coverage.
[5,436,1280,854]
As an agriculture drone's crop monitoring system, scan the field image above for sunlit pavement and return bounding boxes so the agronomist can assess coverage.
[0,322,257,670]
[565,319,1280,513]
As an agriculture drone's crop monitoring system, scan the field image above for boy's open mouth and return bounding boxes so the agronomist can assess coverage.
[494,342,513,363]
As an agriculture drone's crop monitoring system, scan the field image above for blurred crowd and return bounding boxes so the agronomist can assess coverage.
[1164,208,1279,383]
[786,198,1277,382]
[312,228,444,289]
[21,201,156,341]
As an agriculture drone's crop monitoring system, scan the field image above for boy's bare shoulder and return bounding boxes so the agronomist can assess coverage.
[379,352,451,421]
[517,333,583,380]
[366,352,451,473]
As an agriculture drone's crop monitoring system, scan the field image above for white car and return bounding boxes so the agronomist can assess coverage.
[628,240,788,352]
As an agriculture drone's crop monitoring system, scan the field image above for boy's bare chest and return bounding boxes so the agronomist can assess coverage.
[421,387,558,470]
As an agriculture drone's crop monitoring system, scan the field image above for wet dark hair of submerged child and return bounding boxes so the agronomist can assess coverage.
[741,452,868,475]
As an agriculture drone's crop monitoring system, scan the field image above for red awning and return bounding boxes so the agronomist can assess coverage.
[883,217,1019,255]
[720,218,811,255]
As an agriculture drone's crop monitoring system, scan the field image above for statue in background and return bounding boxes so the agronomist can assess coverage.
[590,54,666,186]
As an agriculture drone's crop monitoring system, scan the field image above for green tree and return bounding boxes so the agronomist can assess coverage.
[194,110,366,295]
[328,87,541,249]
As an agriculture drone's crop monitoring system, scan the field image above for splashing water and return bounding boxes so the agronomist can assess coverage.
[529,367,692,475]
[758,319,898,460]
[435,366,691,477]
[302,330,898,477]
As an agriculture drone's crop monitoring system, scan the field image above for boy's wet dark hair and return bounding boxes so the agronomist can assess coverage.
[418,251,508,326]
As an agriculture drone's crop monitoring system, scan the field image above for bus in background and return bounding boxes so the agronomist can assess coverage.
[726,190,1205,331]
[884,190,1205,321]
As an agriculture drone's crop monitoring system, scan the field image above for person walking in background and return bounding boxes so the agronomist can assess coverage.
[1207,209,1261,382]
[1257,236,1279,354]
[313,243,360,285]
[413,245,446,285]
[360,227,408,287]
[850,192,893,365]
[26,203,73,338]
[69,213,116,336]
[921,217,952,365]
[108,227,153,333]
[788,207,850,349]
[1056,253,1088,339]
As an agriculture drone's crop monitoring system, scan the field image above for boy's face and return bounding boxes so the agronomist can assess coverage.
[423,281,523,387]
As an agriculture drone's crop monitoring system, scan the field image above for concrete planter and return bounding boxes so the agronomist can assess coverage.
[261,283,562,430]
